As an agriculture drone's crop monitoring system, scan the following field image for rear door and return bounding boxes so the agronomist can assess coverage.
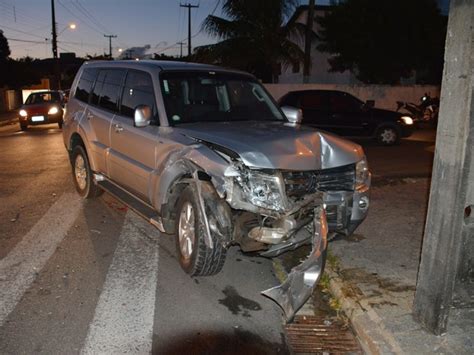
[108,70,159,202]
[85,69,126,175]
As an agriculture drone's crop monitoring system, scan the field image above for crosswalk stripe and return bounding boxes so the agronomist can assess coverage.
[0,193,83,326]
[81,211,160,355]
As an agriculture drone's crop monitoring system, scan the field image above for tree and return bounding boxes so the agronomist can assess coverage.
[198,0,310,82]
[317,0,447,84]
[0,30,11,61]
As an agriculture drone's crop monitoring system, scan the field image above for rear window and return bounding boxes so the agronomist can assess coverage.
[26,92,61,105]
[91,69,126,112]
[75,68,98,103]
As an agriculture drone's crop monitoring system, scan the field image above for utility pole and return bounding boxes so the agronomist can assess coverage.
[104,34,117,59]
[177,41,185,58]
[51,0,60,89]
[413,0,474,335]
[303,0,315,83]
[180,3,199,57]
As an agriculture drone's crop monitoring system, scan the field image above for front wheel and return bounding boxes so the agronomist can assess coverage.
[71,145,103,199]
[58,120,63,129]
[376,126,399,146]
[175,186,226,276]
[20,123,27,131]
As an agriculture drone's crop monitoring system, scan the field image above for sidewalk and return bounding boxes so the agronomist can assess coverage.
[0,111,18,127]
[325,178,473,354]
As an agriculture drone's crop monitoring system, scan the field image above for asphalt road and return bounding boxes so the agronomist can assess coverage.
[0,121,435,354]
[0,123,288,354]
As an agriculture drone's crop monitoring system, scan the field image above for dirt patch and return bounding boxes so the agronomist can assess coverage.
[339,268,416,293]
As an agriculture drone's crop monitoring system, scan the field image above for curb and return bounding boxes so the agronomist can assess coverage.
[0,118,18,127]
[325,265,404,355]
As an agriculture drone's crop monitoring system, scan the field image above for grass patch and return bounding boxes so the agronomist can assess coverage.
[272,259,288,283]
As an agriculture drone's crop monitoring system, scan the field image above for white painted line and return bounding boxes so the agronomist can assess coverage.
[81,211,159,355]
[0,193,83,326]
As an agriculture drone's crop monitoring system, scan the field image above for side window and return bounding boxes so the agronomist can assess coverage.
[90,70,106,106]
[98,70,126,112]
[74,68,98,103]
[280,93,298,107]
[299,92,328,111]
[329,93,361,113]
[120,70,158,124]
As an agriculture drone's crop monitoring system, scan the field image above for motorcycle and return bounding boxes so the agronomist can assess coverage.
[396,93,439,126]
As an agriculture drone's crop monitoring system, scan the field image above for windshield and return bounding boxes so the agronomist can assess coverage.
[26,92,61,105]
[160,71,284,125]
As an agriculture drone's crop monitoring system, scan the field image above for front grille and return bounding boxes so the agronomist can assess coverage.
[282,164,355,198]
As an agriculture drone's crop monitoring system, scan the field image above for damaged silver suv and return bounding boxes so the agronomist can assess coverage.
[63,61,370,319]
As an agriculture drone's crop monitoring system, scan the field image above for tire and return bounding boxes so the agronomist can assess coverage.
[20,123,27,131]
[58,120,63,129]
[71,145,103,199]
[174,186,226,276]
[376,126,399,146]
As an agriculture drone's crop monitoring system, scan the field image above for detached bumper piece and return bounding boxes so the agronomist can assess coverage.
[261,207,328,321]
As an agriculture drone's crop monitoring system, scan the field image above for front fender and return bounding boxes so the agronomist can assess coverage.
[151,144,230,215]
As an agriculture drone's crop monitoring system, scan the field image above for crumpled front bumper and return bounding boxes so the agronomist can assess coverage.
[261,206,328,321]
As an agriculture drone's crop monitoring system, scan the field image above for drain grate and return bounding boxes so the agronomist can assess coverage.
[285,315,362,354]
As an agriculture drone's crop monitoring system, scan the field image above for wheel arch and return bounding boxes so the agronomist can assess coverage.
[68,131,98,171]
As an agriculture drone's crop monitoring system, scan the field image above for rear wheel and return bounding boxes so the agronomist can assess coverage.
[175,186,226,276]
[376,126,399,146]
[71,145,103,199]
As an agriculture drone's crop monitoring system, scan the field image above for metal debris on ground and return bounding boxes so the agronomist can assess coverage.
[285,315,362,354]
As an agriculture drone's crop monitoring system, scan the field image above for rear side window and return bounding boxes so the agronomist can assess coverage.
[299,92,329,111]
[92,69,126,112]
[328,92,362,113]
[120,70,158,123]
[75,68,98,103]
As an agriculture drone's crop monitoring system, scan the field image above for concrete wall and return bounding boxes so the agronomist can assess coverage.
[264,84,441,111]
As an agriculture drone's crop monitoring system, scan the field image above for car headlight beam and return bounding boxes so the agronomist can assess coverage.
[48,106,59,115]
[401,115,414,125]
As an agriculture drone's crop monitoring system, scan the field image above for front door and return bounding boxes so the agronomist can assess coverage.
[108,70,159,202]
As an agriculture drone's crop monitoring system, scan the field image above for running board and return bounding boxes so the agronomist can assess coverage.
[96,179,165,233]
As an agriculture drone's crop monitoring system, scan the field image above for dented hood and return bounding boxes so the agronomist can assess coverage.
[177,121,364,170]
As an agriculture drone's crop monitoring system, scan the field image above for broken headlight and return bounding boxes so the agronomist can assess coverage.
[355,156,370,189]
[234,168,286,211]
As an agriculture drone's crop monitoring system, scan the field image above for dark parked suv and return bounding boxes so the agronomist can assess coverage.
[279,90,414,145]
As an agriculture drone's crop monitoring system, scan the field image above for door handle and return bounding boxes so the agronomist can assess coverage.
[114,124,123,133]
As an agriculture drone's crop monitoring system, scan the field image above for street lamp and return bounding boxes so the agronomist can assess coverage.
[58,23,76,35]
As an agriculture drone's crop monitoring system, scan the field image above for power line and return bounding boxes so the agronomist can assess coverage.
[56,0,104,36]
[75,0,112,34]
[0,24,49,40]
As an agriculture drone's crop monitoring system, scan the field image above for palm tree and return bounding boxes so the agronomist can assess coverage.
[196,0,309,83]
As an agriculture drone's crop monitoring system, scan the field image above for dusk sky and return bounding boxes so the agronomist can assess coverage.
[1,0,449,60]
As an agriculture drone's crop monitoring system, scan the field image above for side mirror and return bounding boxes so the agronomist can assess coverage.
[134,105,152,127]
[281,106,303,125]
